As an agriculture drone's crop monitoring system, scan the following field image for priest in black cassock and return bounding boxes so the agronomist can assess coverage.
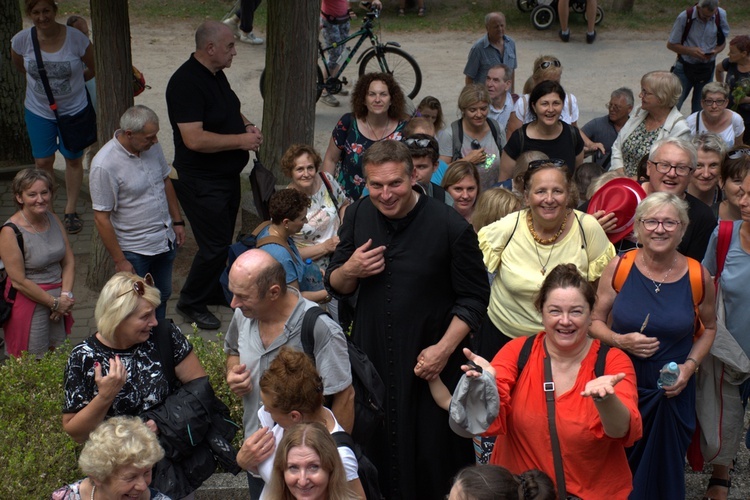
[326,140,490,499]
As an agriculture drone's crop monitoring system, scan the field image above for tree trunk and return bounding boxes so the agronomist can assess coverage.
[85,0,134,291]
[610,0,635,14]
[260,0,318,175]
[0,0,33,167]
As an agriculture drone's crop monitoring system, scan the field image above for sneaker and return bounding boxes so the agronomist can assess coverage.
[239,31,264,45]
[338,89,350,96]
[586,31,597,44]
[320,93,340,107]
[559,30,570,43]
[222,15,240,38]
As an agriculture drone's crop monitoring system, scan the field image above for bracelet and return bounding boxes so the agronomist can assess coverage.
[173,221,185,226]
[685,357,700,373]
[51,297,59,312]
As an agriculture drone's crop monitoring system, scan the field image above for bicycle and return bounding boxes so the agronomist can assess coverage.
[260,3,422,102]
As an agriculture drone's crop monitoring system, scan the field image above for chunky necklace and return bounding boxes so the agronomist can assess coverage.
[642,254,676,294]
[20,210,46,235]
[90,483,95,500]
[527,209,568,245]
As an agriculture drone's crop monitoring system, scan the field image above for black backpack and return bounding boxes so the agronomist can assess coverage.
[331,431,384,500]
[300,307,386,448]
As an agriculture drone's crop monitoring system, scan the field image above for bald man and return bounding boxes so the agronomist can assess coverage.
[166,21,263,329]
[464,12,517,91]
[224,249,354,495]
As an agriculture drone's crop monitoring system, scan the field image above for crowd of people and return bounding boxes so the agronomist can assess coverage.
[3,0,750,499]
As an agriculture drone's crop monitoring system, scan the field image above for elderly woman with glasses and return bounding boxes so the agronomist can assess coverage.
[611,71,691,178]
[438,84,504,192]
[686,82,745,147]
[589,192,716,500]
[62,272,206,445]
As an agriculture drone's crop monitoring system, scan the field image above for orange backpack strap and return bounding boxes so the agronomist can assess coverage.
[687,257,705,339]
[611,249,638,293]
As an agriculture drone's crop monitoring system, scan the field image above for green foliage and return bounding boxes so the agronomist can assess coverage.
[0,333,244,499]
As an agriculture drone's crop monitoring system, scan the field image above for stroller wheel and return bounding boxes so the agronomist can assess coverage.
[516,0,538,13]
[531,5,556,30]
[584,6,605,25]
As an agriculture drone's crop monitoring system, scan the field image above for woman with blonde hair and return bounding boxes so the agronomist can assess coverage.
[266,422,358,500]
[438,84,504,191]
[611,71,691,177]
[472,187,521,233]
[442,160,482,223]
[53,416,169,499]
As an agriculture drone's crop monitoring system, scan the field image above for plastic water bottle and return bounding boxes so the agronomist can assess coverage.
[301,259,324,292]
[657,362,680,389]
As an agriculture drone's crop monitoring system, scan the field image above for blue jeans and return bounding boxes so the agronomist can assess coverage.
[122,244,177,319]
[673,59,713,114]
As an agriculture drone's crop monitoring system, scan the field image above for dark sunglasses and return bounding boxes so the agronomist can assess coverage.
[539,60,562,70]
[528,158,567,171]
[470,139,482,150]
[403,137,433,148]
[117,273,155,298]
[727,148,750,160]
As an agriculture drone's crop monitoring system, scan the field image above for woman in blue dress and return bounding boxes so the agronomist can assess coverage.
[589,192,716,500]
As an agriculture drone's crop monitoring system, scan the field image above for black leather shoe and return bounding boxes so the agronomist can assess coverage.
[586,31,597,44]
[559,30,570,42]
[176,303,221,330]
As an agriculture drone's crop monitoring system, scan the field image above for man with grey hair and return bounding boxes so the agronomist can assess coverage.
[166,20,263,329]
[485,64,515,130]
[89,105,184,319]
[667,0,729,113]
[464,12,516,91]
[644,137,717,260]
[582,87,634,166]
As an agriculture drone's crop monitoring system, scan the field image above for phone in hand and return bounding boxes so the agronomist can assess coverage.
[465,360,483,373]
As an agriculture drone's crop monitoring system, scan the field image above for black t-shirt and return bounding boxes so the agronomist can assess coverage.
[166,54,249,179]
[504,122,584,178]
[681,192,717,261]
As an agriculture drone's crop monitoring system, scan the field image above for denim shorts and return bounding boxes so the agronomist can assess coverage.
[24,108,84,160]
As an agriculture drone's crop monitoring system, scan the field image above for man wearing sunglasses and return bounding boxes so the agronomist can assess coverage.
[90,105,183,320]
[464,12,516,92]
[402,134,453,205]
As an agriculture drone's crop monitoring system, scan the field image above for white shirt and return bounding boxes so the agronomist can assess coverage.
[489,92,515,130]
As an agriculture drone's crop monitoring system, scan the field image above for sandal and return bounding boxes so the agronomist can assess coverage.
[418,7,425,16]
[702,477,731,500]
[64,213,83,234]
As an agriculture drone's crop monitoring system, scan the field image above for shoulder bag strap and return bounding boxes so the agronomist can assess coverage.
[319,171,340,213]
[715,220,733,285]
[153,319,177,391]
[612,249,637,293]
[30,27,59,116]
[594,343,610,377]
[301,306,329,362]
[2,223,25,301]
[516,334,536,376]
[680,7,695,46]
[252,221,296,260]
[542,340,567,500]
[451,120,462,161]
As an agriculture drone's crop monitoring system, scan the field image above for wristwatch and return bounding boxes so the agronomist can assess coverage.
[62,291,74,300]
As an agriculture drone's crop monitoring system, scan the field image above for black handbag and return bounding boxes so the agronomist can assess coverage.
[679,57,715,84]
[30,27,97,153]
[0,223,25,325]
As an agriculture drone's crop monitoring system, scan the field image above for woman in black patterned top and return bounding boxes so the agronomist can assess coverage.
[61,272,206,444]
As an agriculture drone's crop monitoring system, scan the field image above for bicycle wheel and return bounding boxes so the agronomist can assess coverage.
[531,5,556,30]
[260,65,324,102]
[359,46,422,100]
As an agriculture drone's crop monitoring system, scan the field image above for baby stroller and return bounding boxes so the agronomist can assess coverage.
[517,0,604,31]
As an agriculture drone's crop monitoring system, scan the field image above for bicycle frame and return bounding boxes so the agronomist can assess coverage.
[318,15,379,88]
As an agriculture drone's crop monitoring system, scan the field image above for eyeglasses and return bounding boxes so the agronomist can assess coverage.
[403,137,432,148]
[702,98,727,107]
[639,89,655,97]
[649,160,693,177]
[639,219,681,231]
[727,148,750,160]
[470,139,481,150]
[528,158,567,171]
[117,273,154,298]
[605,102,625,111]
[538,60,561,70]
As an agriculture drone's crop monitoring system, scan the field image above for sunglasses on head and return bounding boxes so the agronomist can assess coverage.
[117,273,154,298]
[727,148,750,160]
[528,158,567,171]
[539,60,562,70]
[403,137,433,148]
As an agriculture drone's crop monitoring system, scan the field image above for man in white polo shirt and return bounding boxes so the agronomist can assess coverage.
[89,105,185,318]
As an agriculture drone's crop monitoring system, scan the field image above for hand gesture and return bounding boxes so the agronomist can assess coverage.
[227,363,252,397]
[236,427,276,470]
[465,147,487,166]
[460,348,496,378]
[614,332,659,359]
[581,372,626,401]
[94,355,127,401]
[414,344,450,381]
[343,239,386,279]
[240,126,263,152]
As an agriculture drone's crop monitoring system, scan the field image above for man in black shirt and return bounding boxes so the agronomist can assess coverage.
[166,20,262,329]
